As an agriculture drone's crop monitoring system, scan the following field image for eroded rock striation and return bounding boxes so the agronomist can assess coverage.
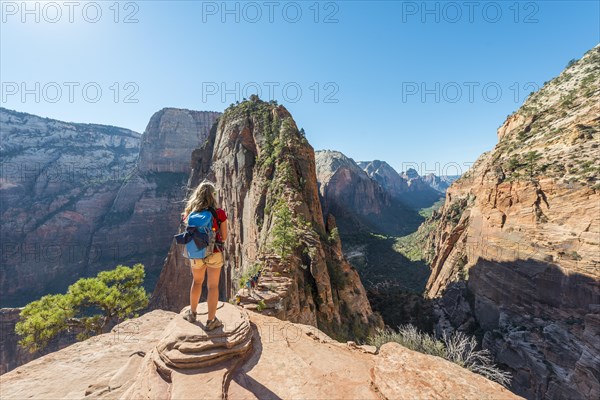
[0,304,522,400]
[151,98,383,342]
[422,45,600,399]
[0,107,141,306]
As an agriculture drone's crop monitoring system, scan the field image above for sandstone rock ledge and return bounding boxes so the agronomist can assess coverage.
[0,303,521,400]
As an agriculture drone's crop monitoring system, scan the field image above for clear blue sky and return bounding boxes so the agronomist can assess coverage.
[1,1,598,176]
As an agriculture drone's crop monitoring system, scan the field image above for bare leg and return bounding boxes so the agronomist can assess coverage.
[206,266,222,320]
[190,263,207,314]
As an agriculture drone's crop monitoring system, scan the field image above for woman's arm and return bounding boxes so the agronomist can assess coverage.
[219,220,227,241]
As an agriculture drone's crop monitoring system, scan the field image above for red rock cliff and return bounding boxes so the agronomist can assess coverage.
[423,45,600,399]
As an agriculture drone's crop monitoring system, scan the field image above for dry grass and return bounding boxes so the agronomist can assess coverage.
[367,325,512,387]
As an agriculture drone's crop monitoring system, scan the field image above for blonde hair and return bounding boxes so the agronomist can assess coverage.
[183,180,217,218]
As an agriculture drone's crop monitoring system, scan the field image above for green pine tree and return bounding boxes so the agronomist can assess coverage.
[270,198,300,260]
[15,264,149,353]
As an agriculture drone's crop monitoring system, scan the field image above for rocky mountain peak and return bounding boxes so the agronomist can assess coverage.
[402,168,420,180]
[316,151,422,236]
[315,150,368,180]
[151,98,383,342]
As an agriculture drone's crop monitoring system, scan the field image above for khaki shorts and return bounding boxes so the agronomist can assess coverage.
[190,251,224,270]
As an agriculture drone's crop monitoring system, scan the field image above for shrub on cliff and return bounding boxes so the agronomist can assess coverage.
[15,264,149,353]
[367,325,512,387]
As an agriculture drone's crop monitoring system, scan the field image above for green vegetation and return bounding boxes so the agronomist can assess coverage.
[503,150,545,181]
[15,264,149,353]
[394,232,426,262]
[270,198,301,260]
[327,227,340,244]
[256,299,266,311]
[342,230,431,294]
[445,200,467,225]
[566,58,578,68]
[418,198,445,218]
[367,325,512,387]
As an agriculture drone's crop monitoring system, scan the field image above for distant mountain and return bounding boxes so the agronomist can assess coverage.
[358,161,444,209]
[0,107,220,309]
[421,173,460,193]
[315,151,422,236]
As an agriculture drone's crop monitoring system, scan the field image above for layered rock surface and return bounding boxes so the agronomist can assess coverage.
[0,107,141,306]
[422,45,600,399]
[151,98,383,342]
[138,108,220,173]
[0,305,521,400]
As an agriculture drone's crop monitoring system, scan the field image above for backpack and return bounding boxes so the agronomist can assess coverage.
[175,207,220,259]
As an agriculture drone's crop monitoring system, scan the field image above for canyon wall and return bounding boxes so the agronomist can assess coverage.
[422,45,600,399]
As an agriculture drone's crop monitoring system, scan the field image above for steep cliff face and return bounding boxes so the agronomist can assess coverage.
[423,46,600,399]
[138,109,221,173]
[0,308,84,375]
[0,107,141,306]
[88,108,220,293]
[151,98,383,342]
[359,161,444,209]
[358,160,409,195]
[315,150,421,235]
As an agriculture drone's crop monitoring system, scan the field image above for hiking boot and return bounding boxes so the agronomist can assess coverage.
[205,316,223,331]
[183,309,197,323]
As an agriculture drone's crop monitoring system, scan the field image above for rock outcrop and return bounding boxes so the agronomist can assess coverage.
[151,98,383,342]
[0,304,522,400]
[359,161,444,209]
[422,45,600,399]
[315,150,422,236]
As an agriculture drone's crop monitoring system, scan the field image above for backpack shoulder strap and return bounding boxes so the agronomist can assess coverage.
[206,207,221,227]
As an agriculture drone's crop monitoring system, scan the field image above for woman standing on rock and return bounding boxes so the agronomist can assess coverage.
[181,180,227,330]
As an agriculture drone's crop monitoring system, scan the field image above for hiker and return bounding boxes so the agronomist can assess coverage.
[181,180,228,330]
